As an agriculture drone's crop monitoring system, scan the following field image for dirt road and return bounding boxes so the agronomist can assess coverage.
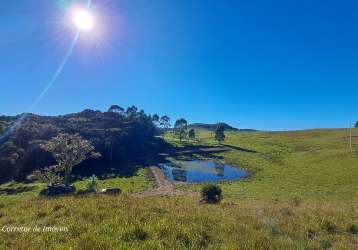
[133,166,195,197]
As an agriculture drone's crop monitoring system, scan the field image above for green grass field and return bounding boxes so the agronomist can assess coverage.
[0,129,357,249]
[175,129,358,202]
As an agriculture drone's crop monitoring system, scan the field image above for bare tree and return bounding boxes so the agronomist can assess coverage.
[41,133,99,186]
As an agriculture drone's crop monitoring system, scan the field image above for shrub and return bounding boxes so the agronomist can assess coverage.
[87,175,98,193]
[32,165,63,187]
[347,224,358,234]
[200,184,222,203]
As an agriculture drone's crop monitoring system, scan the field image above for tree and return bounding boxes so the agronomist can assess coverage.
[174,118,187,141]
[355,121,358,128]
[41,133,99,186]
[0,123,4,134]
[107,105,124,114]
[32,165,63,187]
[0,106,160,183]
[160,115,171,129]
[215,123,226,144]
[188,128,196,140]
[126,105,138,118]
[152,114,160,127]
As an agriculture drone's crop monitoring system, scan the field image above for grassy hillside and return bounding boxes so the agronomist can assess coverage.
[175,128,358,202]
[0,129,357,249]
[188,122,240,131]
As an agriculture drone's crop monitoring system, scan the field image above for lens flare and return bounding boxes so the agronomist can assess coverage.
[0,0,93,144]
[73,9,94,31]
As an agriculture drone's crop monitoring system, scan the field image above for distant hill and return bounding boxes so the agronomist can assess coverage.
[188,123,257,132]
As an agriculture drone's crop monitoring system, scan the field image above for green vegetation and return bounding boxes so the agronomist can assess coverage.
[181,128,358,202]
[0,122,5,134]
[86,175,98,193]
[107,104,124,113]
[0,195,357,249]
[188,128,196,140]
[159,115,171,130]
[73,168,152,193]
[0,128,357,249]
[174,118,188,142]
[0,168,152,197]
[214,123,226,144]
[200,184,222,203]
[188,122,240,131]
[0,106,165,183]
[34,133,98,187]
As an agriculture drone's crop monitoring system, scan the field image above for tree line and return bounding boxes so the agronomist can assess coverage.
[0,105,170,183]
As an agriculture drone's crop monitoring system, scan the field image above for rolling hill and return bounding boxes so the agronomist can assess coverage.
[188,122,256,131]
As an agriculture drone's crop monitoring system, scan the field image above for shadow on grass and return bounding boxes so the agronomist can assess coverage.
[158,144,227,160]
[73,162,146,180]
[0,186,37,195]
[159,142,258,161]
[23,137,257,186]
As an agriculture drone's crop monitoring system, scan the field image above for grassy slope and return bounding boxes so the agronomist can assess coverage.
[0,129,357,249]
[183,129,358,202]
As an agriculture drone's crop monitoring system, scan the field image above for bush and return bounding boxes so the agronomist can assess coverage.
[87,174,98,193]
[200,184,222,203]
[347,224,358,234]
[32,165,63,187]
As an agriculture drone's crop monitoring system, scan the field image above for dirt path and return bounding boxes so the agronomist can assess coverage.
[133,166,195,197]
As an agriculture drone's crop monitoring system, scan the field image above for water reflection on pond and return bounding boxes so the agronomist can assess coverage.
[159,160,248,183]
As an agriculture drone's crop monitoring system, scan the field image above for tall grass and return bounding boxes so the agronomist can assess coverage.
[0,196,357,249]
[0,128,357,249]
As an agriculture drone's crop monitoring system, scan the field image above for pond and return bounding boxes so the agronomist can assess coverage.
[159,160,248,183]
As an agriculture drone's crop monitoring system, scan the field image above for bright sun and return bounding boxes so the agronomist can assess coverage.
[72,9,94,31]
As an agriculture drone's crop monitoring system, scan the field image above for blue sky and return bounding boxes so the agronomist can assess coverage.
[0,0,357,130]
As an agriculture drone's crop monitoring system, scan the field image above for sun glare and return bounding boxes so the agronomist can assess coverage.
[72,9,94,31]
